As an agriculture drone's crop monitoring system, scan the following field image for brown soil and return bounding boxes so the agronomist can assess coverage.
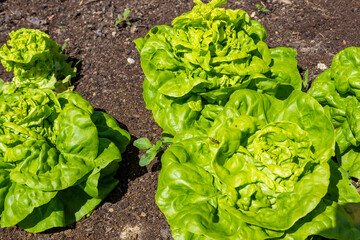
[0,0,359,239]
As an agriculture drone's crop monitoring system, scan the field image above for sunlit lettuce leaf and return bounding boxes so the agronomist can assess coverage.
[308,47,360,178]
[156,89,340,239]
[135,0,302,136]
[283,160,360,239]
[0,28,76,92]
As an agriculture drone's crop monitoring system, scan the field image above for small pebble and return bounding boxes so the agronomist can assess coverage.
[96,29,102,36]
[85,228,93,232]
[317,63,327,71]
[108,208,114,213]
[160,228,171,239]
[120,200,129,209]
[112,31,117,37]
[278,0,292,4]
[127,58,135,64]
[26,17,42,26]
[130,25,138,34]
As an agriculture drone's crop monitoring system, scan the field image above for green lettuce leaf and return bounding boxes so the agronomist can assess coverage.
[156,89,337,239]
[0,183,57,227]
[283,160,360,240]
[0,88,130,232]
[2,89,98,191]
[308,47,360,178]
[0,28,76,92]
[17,185,102,233]
[135,0,302,136]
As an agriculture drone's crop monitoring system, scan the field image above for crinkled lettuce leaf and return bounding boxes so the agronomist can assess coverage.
[156,89,344,239]
[283,160,360,240]
[135,0,302,135]
[0,88,130,232]
[308,47,360,179]
[0,28,76,92]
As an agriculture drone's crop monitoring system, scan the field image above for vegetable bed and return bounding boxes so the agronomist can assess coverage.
[0,0,360,239]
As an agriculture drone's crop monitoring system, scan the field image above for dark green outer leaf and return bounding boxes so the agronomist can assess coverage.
[80,137,122,199]
[0,163,14,215]
[17,185,102,233]
[338,147,360,179]
[282,161,360,240]
[0,88,130,232]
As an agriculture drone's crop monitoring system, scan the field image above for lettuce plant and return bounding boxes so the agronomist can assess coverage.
[156,89,360,239]
[0,28,76,92]
[134,0,302,136]
[308,47,360,179]
[0,88,130,232]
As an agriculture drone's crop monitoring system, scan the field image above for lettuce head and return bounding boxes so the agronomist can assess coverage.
[134,0,302,136]
[0,28,76,92]
[308,47,360,179]
[156,89,360,239]
[0,88,130,232]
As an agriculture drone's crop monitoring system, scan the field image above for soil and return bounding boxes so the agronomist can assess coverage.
[0,0,359,239]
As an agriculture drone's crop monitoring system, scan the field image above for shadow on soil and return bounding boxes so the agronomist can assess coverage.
[71,57,148,205]
[68,56,83,87]
[92,109,148,204]
[106,135,148,203]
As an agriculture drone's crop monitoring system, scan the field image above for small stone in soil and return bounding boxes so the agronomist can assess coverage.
[26,17,43,26]
[127,58,135,64]
[317,63,327,70]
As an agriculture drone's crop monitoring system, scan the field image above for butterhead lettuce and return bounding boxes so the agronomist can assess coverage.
[0,88,130,232]
[156,89,360,239]
[308,47,360,179]
[134,0,302,136]
[0,28,76,92]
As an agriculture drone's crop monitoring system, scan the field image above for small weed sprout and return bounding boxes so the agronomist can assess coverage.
[256,3,269,13]
[60,42,67,52]
[115,9,131,27]
[58,25,67,30]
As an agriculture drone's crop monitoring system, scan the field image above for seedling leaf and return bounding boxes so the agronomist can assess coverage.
[139,148,158,167]
[133,137,153,149]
